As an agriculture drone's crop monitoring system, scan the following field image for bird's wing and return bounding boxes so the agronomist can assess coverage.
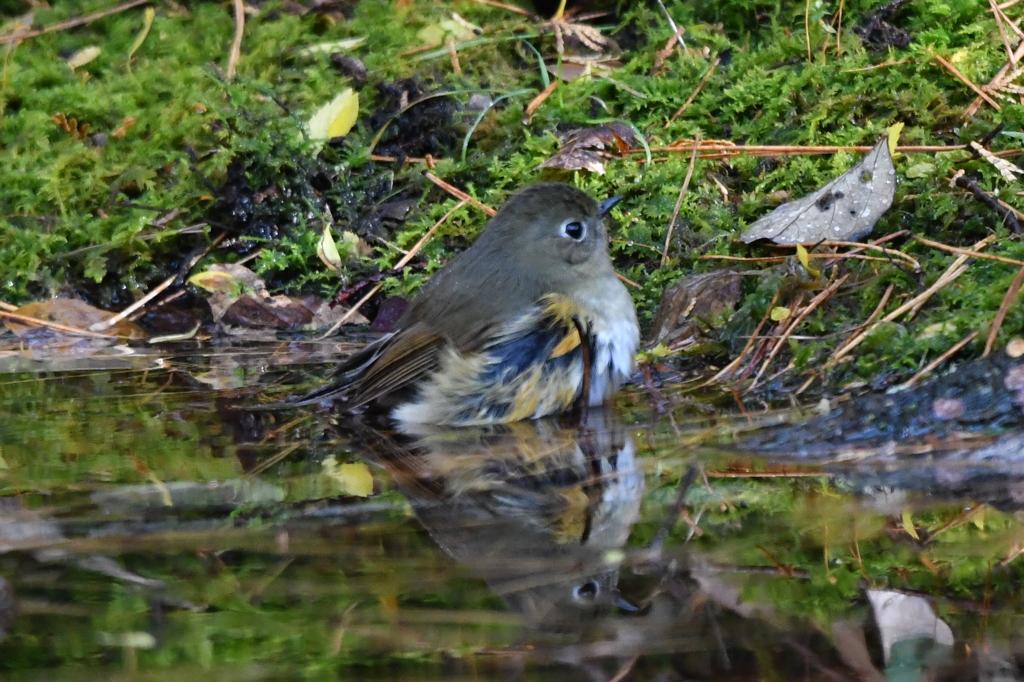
[349,323,446,407]
[292,324,444,408]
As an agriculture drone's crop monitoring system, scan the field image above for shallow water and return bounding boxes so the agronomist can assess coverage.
[2,342,1024,681]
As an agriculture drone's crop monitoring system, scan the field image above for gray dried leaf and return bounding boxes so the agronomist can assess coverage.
[741,138,896,244]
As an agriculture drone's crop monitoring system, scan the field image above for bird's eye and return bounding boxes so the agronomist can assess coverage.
[560,220,587,241]
[573,581,600,602]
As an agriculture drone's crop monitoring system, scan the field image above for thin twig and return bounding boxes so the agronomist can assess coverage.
[90,274,175,331]
[901,331,979,387]
[809,238,920,270]
[966,39,1024,116]
[705,290,780,385]
[447,39,462,75]
[522,80,558,124]
[425,172,497,216]
[616,272,642,289]
[665,56,720,126]
[700,253,906,265]
[226,0,245,81]
[985,264,1024,356]
[636,142,1017,160]
[913,235,1024,267]
[466,0,534,16]
[661,134,700,267]
[317,200,469,339]
[933,54,1001,111]
[397,199,468,269]
[829,236,994,363]
[0,0,151,44]
[820,229,913,269]
[991,0,1017,68]
[954,174,1022,233]
[93,231,227,330]
[0,310,131,339]
[748,274,850,390]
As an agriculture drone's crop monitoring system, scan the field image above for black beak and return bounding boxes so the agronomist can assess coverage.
[612,590,640,612]
[599,195,624,217]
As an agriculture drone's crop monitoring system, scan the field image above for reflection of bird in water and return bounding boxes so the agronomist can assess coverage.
[348,408,643,629]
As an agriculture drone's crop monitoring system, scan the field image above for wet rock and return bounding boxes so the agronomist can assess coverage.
[749,353,1024,456]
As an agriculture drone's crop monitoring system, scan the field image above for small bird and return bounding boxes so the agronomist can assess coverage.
[298,182,639,426]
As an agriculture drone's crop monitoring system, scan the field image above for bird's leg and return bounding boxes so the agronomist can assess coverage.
[570,315,592,428]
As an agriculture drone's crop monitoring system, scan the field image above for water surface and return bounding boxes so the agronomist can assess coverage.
[2,342,1023,681]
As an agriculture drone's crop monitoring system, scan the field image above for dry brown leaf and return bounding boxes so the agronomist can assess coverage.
[5,299,146,339]
[191,263,366,331]
[536,121,638,175]
[645,270,743,348]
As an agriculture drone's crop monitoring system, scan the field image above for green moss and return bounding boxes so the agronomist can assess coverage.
[2,0,1023,386]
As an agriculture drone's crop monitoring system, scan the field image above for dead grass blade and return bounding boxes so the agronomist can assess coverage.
[0,0,151,44]
[664,56,719,127]
[317,200,469,339]
[900,330,979,387]
[985,263,1024,356]
[227,0,245,80]
[933,54,1001,110]
[661,134,700,267]
[748,273,851,391]
[913,235,1024,267]
[425,172,496,216]
[522,80,558,124]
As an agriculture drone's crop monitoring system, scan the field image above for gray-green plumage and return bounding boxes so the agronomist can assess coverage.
[297,182,639,425]
[402,183,615,345]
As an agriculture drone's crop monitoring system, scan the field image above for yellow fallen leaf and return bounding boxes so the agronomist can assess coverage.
[901,509,920,540]
[770,306,791,322]
[66,46,101,70]
[972,506,986,530]
[318,223,343,274]
[795,244,820,277]
[308,89,359,140]
[887,122,904,156]
[322,458,374,497]
[188,269,246,294]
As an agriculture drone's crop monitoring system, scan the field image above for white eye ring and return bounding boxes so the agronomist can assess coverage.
[559,220,587,241]
[573,581,600,601]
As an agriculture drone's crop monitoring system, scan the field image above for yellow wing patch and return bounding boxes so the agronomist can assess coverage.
[549,326,581,359]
